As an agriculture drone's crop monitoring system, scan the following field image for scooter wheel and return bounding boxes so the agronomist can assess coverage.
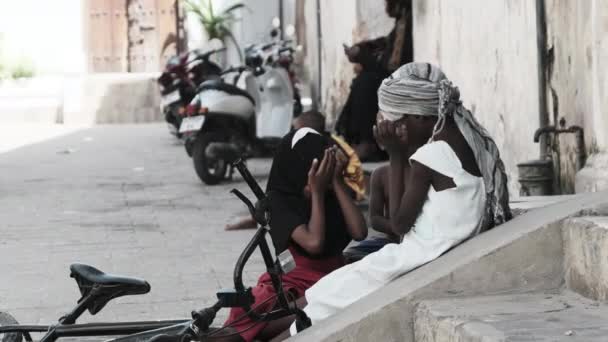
[0,312,22,342]
[192,133,228,186]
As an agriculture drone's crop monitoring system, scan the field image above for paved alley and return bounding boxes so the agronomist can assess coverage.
[0,123,271,330]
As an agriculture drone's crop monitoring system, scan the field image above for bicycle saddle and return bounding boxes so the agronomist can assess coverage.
[70,263,150,315]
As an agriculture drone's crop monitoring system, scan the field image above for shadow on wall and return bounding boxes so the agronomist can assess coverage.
[95,76,162,124]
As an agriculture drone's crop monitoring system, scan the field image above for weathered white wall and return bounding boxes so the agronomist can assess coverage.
[317,0,358,122]
[0,74,162,125]
[299,0,319,104]
[236,0,279,47]
[546,0,608,193]
[355,0,394,39]
[302,0,543,195]
[592,1,608,150]
[300,0,392,124]
[591,0,608,151]
[413,0,541,195]
[299,0,608,195]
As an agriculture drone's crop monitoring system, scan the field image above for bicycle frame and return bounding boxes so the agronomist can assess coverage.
[179,160,309,339]
[0,159,309,342]
[0,320,189,342]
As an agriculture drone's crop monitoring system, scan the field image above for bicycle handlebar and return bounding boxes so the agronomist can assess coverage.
[233,159,265,200]
[152,160,310,341]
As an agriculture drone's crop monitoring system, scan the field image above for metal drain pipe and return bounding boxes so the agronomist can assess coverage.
[279,0,285,40]
[316,0,323,109]
[535,0,550,160]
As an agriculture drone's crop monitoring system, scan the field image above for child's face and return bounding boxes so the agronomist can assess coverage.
[403,115,438,147]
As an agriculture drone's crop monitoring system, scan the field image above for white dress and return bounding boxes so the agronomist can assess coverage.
[290,140,486,334]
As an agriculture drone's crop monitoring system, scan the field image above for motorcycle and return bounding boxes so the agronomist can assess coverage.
[0,161,311,342]
[157,48,224,138]
[180,41,298,185]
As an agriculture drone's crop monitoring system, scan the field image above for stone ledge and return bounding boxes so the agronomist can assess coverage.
[0,74,162,125]
[288,191,608,342]
[563,217,608,301]
[576,152,608,193]
[414,290,608,342]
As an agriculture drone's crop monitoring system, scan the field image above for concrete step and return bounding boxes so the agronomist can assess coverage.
[563,217,608,301]
[414,290,608,342]
[0,74,162,125]
[289,194,608,342]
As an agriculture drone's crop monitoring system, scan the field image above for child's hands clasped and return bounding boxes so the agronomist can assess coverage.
[373,119,408,157]
[308,148,336,195]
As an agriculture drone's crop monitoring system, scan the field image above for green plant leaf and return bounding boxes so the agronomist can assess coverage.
[224,29,243,62]
[208,0,214,18]
[184,0,245,46]
[222,3,247,15]
[185,0,212,23]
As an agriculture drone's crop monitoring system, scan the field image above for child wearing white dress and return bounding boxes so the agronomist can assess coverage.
[284,62,511,337]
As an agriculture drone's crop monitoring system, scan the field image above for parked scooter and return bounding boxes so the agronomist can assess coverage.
[245,30,303,117]
[157,48,224,138]
[180,42,297,185]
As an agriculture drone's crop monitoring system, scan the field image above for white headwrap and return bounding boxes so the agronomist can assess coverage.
[378,62,512,233]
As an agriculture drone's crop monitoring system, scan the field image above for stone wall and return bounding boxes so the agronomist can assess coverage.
[235,0,279,47]
[300,0,608,195]
[413,0,541,195]
[545,0,608,193]
[413,0,608,195]
[317,0,358,124]
[301,0,543,194]
[0,74,162,125]
[63,74,162,125]
[300,0,319,101]
[299,0,392,125]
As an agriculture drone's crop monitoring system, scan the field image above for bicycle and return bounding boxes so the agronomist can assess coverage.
[0,160,310,342]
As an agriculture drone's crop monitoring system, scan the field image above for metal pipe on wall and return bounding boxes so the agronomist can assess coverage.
[535,0,550,160]
[316,0,322,109]
[279,0,285,40]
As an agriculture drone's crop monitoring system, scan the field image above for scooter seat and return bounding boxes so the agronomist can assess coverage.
[70,263,150,314]
[197,80,255,105]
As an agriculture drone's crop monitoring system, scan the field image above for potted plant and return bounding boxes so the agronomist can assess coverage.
[184,0,246,62]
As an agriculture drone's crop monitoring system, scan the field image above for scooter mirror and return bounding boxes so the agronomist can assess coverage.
[272,17,281,28]
[254,66,266,77]
[285,25,296,38]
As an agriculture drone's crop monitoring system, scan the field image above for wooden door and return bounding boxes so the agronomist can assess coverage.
[156,0,180,69]
[84,0,178,72]
[85,0,128,72]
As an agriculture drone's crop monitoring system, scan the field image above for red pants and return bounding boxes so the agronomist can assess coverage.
[223,248,344,341]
